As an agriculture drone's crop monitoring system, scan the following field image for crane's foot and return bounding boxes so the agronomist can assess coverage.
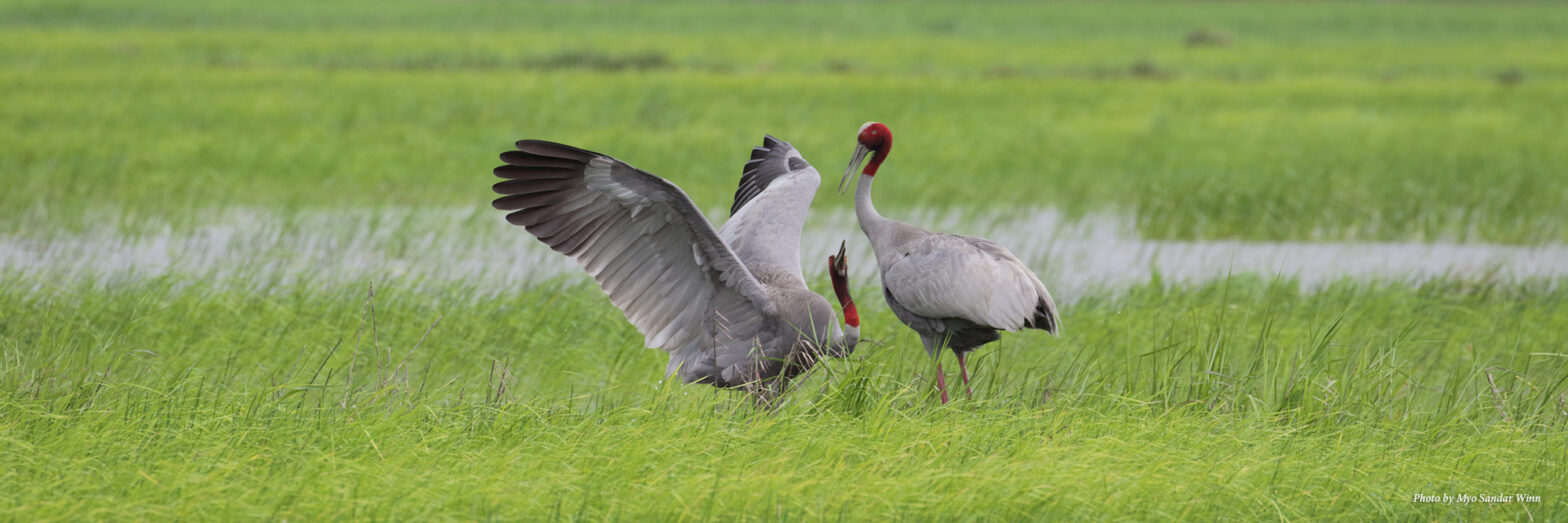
[956,352,973,398]
[935,361,950,404]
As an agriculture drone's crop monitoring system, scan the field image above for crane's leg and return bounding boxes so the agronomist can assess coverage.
[956,352,973,398]
[934,360,950,404]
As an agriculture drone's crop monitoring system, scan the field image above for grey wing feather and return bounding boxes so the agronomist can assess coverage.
[881,233,1060,334]
[492,140,779,380]
[717,135,822,282]
[963,236,1060,334]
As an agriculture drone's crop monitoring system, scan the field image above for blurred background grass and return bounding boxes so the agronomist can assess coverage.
[2,0,1566,241]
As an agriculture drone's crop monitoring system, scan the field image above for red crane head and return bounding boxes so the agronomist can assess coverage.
[839,121,893,194]
[857,121,892,155]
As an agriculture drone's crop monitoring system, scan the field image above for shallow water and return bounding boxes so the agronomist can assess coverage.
[3,207,1566,299]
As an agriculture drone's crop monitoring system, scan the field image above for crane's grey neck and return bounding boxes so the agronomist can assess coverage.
[854,173,888,234]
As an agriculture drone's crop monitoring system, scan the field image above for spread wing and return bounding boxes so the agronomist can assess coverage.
[881,233,1060,334]
[491,140,780,380]
[730,135,812,216]
[717,135,822,282]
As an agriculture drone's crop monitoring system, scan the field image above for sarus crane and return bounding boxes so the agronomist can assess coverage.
[491,135,860,401]
[838,122,1060,403]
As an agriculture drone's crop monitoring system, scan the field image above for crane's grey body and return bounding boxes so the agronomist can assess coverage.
[853,173,1060,360]
[491,136,855,397]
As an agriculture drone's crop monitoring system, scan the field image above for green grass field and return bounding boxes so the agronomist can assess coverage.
[3,0,1566,519]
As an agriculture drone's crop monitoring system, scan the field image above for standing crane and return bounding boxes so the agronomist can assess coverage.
[838,122,1060,403]
[492,135,860,401]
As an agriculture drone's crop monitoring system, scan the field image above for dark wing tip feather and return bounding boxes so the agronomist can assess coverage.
[729,135,801,216]
[491,139,600,216]
[513,140,597,162]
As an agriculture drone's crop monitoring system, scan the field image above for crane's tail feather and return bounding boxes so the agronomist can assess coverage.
[1026,296,1061,335]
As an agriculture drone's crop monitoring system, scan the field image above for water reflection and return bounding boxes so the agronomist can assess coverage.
[3,207,1565,299]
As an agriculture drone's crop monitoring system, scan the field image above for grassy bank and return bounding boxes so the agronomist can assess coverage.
[2,277,1564,519]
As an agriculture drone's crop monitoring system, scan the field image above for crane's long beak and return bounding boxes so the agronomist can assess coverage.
[838,144,870,195]
[833,239,848,274]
